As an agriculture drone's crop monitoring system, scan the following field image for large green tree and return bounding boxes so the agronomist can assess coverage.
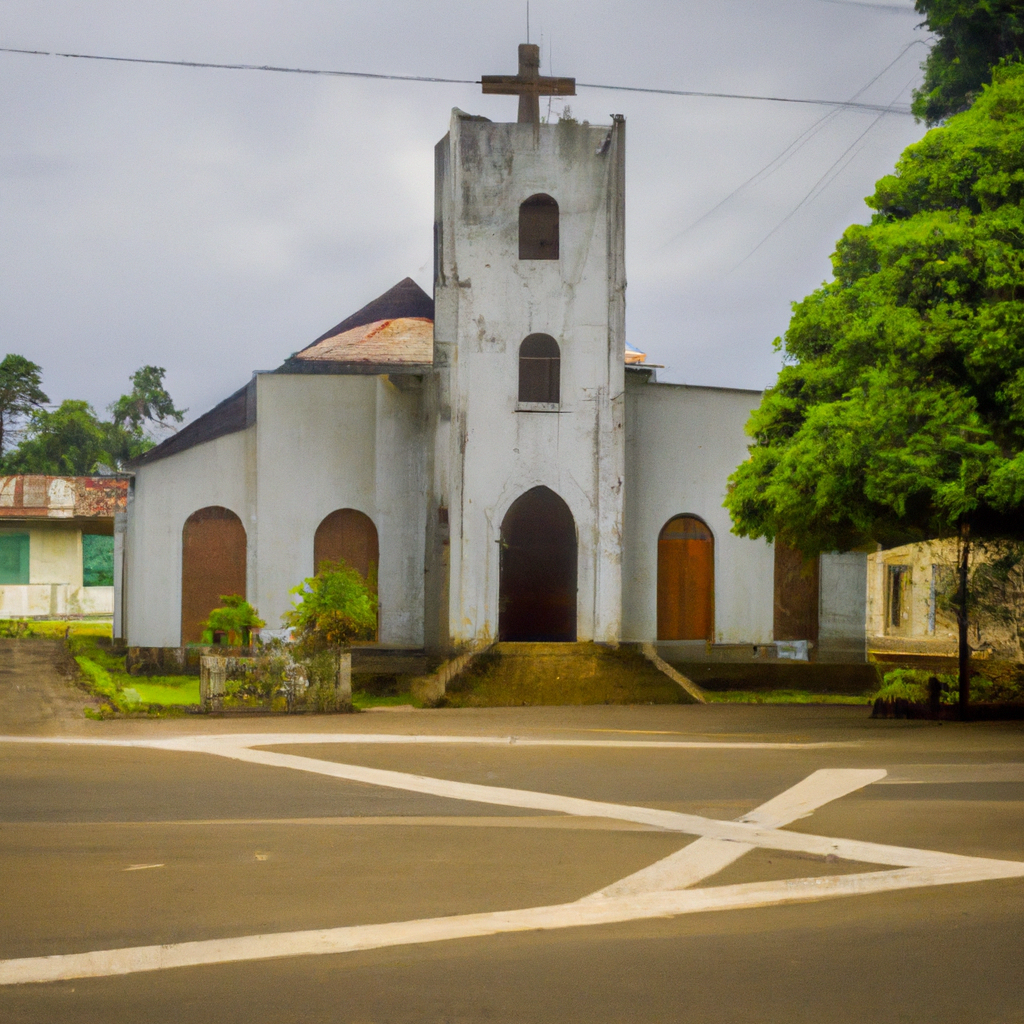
[726,63,1024,714]
[913,0,1024,123]
[0,354,48,460]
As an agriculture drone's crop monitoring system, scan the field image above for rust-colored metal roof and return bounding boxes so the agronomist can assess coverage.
[292,317,433,366]
[0,476,128,519]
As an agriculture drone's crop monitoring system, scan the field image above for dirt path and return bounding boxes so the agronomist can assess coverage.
[0,639,97,734]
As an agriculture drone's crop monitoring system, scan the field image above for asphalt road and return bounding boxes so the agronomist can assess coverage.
[0,695,1022,1023]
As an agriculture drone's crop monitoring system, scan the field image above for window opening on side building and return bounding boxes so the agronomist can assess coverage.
[886,564,911,633]
[82,533,114,587]
[0,533,30,585]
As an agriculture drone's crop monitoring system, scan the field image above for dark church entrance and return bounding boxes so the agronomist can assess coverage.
[499,486,577,642]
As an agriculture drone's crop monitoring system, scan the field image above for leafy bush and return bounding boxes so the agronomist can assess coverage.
[873,668,994,704]
[285,560,376,657]
[201,595,264,646]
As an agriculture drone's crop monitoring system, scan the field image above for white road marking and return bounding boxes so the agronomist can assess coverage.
[879,764,1024,784]
[0,732,854,750]
[583,769,886,899]
[3,864,1022,987]
[123,864,164,872]
[0,734,1021,986]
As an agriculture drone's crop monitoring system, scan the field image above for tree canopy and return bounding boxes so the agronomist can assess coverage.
[0,364,184,473]
[727,62,1024,555]
[912,0,1024,124]
[726,62,1024,710]
[0,354,48,460]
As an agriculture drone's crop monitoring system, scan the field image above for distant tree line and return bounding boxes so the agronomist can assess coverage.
[0,355,185,474]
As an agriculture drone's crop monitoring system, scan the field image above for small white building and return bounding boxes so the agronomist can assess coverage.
[0,475,126,619]
[124,56,867,662]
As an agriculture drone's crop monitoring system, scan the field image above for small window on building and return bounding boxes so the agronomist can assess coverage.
[0,533,30,585]
[886,564,911,632]
[83,533,114,587]
[519,194,559,260]
[518,334,560,404]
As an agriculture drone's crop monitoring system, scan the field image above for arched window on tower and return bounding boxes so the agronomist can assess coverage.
[519,194,559,259]
[518,334,560,405]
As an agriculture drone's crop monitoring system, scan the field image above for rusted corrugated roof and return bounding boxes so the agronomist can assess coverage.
[303,277,434,348]
[0,476,128,519]
[290,317,433,366]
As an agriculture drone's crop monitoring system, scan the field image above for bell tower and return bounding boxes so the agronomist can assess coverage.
[425,47,626,652]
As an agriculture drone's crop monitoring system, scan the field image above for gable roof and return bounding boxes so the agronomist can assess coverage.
[128,278,432,468]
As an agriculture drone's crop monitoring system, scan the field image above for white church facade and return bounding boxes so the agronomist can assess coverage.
[122,65,867,662]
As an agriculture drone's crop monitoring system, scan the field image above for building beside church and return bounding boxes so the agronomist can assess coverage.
[0,475,126,619]
[122,49,867,662]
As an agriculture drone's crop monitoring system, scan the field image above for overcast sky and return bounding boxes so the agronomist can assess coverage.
[1,0,929,425]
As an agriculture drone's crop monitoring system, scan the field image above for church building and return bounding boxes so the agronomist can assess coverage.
[122,47,867,662]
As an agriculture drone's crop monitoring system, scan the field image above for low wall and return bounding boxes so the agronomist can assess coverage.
[0,584,113,617]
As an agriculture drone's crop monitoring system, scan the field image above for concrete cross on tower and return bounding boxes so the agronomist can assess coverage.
[481,44,576,124]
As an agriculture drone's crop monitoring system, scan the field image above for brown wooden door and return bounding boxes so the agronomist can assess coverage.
[773,541,820,641]
[181,507,246,644]
[657,516,713,641]
[313,509,379,580]
[499,486,577,642]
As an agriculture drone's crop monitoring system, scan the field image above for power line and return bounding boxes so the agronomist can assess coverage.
[661,39,926,249]
[733,73,918,269]
[0,46,914,115]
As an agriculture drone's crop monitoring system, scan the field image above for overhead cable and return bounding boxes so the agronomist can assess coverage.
[0,46,914,115]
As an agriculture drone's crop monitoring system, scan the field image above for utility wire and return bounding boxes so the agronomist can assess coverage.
[0,45,914,115]
[661,38,926,249]
[733,72,918,269]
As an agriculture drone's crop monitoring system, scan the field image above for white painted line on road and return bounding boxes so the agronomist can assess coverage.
[0,732,856,751]
[583,769,886,899]
[123,864,164,871]
[189,742,1009,871]
[3,863,1023,986]
[878,764,1024,784]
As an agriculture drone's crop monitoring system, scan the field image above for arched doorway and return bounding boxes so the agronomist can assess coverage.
[313,509,378,580]
[499,486,577,641]
[657,515,714,641]
[181,507,246,644]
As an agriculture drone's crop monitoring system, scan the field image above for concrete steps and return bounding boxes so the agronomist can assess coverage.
[443,641,701,706]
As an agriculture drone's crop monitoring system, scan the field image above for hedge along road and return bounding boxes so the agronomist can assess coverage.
[0,705,1022,1022]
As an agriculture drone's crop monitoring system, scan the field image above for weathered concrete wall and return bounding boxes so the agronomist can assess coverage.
[0,584,112,617]
[621,377,774,644]
[431,113,626,648]
[252,372,426,644]
[818,550,868,661]
[126,426,254,648]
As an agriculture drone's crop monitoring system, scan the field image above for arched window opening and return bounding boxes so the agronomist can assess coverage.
[499,486,577,642]
[657,515,714,641]
[518,334,560,404]
[314,508,380,638]
[519,194,559,260]
[181,506,246,644]
[313,509,379,582]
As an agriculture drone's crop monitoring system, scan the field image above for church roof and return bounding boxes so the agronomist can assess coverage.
[279,277,434,372]
[129,278,431,467]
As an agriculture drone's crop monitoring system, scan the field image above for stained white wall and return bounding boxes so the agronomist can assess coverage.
[622,377,774,644]
[126,427,254,648]
[432,113,626,647]
[253,372,426,644]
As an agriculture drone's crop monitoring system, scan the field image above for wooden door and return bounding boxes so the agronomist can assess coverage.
[657,516,713,641]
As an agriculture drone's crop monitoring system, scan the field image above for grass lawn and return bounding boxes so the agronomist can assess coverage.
[0,618,113,639]
[703,689,873,705]
[126,678,201,706]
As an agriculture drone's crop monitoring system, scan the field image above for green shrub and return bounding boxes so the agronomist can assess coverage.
[285,560,376,658]
[873,668,995,704]
[201,595,264,646]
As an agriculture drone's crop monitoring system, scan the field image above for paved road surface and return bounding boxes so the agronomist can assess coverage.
[0,655,1022,1022]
